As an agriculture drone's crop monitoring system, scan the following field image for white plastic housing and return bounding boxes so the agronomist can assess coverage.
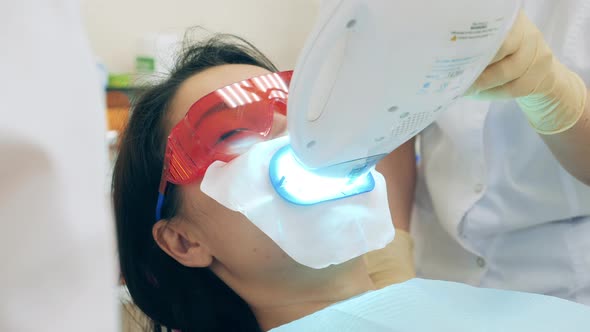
[287,0,522,177]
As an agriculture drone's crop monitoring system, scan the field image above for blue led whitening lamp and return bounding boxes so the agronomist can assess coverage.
[269,145,377,205]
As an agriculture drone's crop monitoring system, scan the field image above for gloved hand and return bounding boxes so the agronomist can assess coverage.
[466,11,588,135]
[364,229,415,289]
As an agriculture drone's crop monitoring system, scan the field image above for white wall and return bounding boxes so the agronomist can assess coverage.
[82,0,320,73]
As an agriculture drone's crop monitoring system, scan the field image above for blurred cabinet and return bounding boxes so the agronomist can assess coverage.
[106,90,131,134]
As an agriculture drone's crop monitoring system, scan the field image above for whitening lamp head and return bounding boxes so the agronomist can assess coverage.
[269,145,384,205]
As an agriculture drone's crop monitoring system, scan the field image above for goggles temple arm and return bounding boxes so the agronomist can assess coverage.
[155,192,165,222]
[156,162,169,221]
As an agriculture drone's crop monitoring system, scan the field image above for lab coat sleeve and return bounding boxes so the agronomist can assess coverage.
[0,1,118,331]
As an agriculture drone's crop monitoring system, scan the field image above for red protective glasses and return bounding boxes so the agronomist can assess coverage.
[156,70,293,220]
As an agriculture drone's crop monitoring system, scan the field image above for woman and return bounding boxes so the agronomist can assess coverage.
[113,34,590,332]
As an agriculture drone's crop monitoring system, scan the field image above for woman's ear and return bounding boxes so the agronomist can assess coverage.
[152,219,213,268]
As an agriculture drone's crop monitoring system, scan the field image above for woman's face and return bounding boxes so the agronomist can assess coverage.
[155,64,367,301]
[166,63,292,270]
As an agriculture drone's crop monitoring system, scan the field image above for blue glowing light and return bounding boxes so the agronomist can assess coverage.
[269,145,375,205]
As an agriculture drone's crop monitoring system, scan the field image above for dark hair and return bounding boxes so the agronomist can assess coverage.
[112,33,278,332]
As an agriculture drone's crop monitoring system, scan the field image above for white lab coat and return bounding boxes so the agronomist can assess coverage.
[0,1,118,331]
[413,0,590,304]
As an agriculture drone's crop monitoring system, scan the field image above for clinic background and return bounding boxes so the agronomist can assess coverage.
[82,0,320,73]
[82,0,320,158]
